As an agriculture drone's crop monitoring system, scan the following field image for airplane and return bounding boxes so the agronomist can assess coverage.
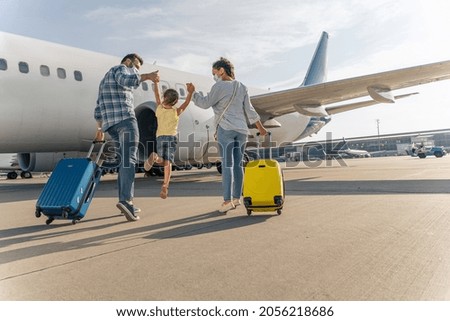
[0,153,26,179]
[325,138,371,158]
[1,31,450,175]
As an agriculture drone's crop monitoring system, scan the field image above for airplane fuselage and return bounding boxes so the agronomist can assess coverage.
[0,32,312,170]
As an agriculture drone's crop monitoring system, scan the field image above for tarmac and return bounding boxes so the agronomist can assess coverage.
[0,156,449,301]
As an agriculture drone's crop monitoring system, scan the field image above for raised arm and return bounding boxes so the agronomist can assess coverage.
[177,83,195,116]
[152,79,162,106]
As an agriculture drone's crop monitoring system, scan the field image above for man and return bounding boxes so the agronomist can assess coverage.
[94,53,159,221]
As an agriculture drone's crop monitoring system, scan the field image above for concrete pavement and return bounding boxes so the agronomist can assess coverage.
[1,156,449,300]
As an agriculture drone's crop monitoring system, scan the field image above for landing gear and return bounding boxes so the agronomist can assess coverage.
[21,171,32,179]
[6,171,17,179]
[6,171,32,179]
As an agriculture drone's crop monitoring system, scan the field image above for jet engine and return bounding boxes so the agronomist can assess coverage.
[18,152,85,172]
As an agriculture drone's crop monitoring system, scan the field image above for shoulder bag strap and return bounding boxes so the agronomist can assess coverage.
[215,81,239,131]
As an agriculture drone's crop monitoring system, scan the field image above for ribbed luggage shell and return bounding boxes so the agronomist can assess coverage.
[36,158,95,216]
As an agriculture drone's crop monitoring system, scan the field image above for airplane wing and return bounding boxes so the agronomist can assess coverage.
[250,60,450,117]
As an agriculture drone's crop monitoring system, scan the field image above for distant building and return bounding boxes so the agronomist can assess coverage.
[283,128,450,160]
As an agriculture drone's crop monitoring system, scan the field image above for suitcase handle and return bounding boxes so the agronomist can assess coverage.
[256,132,272,159]
[87,140,107,165]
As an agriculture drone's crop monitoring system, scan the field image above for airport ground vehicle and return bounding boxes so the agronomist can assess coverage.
[411,144,447,158]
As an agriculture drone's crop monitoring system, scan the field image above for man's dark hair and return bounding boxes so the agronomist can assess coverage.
[121,53,144,65]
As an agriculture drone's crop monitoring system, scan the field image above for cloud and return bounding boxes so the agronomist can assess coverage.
[82,0,450,92]
[83,1,363,72]
[84,6,165,24]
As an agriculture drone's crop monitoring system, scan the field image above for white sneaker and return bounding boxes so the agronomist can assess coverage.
[232,199,241,207]
[218,202,235,213]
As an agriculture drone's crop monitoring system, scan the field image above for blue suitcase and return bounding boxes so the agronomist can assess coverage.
[35,142,105,225]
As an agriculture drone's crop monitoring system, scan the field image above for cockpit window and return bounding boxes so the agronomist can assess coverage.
[0,58,7,71]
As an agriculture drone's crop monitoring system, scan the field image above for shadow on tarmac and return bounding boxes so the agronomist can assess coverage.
[0,210,273,266]
[285,179,450,195]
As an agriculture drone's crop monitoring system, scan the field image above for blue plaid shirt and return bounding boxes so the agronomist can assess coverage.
[94,64,141,131]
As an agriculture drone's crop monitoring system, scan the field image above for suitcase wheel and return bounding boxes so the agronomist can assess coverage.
[247,209,252,216]
[35,209,41,218]
[62,210,69,219]
[45,218,54,225]
[277,209,282,215]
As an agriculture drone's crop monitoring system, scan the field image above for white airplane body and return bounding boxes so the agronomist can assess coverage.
[0,153,18,170]
[1,31,450,173]
[0,153,29,179]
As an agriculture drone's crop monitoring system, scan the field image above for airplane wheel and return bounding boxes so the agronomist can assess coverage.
[7,171,18,179]
[21,171,32,179]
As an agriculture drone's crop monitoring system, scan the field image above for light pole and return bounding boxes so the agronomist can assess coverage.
[376,119,381,151]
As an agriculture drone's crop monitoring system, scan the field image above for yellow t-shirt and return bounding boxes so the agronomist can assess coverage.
[156,104,179,137]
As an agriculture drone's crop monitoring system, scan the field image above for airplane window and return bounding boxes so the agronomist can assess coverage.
[160,80,170,93]
[142,82,148,91]
[57,68,66,79]
[176,84,186,98]
[40,65,50,77]
[74,70,83,81]
[0,58,7,71]
[18,61,29,73]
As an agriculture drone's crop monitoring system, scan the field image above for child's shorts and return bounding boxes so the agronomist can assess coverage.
[156,135,177,163]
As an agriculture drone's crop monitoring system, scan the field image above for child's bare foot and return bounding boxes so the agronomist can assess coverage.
[160,184,169,199]
[144,152,158,172]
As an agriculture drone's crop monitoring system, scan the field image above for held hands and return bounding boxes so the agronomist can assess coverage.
[143,70,159,83]
[186,83,195,94]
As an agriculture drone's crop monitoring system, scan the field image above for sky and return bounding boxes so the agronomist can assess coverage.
[1,0,450,142]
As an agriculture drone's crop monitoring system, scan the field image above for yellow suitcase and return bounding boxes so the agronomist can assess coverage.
[243,158,284,215]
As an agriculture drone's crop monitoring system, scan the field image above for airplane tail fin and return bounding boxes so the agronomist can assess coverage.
[301,31,329,86]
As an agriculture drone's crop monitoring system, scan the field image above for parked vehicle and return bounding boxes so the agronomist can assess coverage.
[411,144,447,158]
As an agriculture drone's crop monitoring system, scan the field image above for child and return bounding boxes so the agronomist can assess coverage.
[144,79,194,199]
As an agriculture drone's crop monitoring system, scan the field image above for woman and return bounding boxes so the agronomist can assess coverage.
[188,57,267,213]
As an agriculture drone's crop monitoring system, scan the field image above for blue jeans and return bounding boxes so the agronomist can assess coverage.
[217,126,247,202]
[107,118,139,202]
[157,135,177,163]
